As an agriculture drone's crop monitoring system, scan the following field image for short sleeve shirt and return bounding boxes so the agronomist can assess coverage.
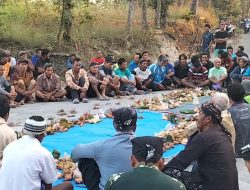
[214,31,229,49]
[114,68,131,78]
[0,135,57,190]
[208,67,227,80]
[134,68,151,81]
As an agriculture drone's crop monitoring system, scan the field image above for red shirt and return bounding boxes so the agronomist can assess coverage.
[90,57,105,65]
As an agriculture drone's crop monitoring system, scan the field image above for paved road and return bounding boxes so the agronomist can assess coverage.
[7,33,250,189]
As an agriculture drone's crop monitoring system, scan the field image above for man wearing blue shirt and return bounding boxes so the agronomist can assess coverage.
[128,53,141,73]
[66,54,76,70]
[149,55,174,91]
[31,48,42,66]
[71,107,137,190]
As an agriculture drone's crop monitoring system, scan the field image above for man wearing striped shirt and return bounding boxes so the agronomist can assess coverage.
[181,55,210,88]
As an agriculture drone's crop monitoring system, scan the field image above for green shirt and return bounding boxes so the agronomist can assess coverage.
[104,165,186,190]
[208,67,227,80]
[114,68,131,78]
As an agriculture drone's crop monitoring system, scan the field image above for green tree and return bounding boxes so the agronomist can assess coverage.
[212,0,241,19]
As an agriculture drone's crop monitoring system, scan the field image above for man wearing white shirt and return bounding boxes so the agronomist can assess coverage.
[134,60,153,91]
[0,116,73,190]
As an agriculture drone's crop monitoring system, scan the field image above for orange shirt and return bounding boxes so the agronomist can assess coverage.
[4,62,11,78]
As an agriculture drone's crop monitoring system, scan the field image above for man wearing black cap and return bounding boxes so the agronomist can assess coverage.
[104,136,186,190]
[12,58,36,105]
[71,107,137,190]
[0,116,73,190]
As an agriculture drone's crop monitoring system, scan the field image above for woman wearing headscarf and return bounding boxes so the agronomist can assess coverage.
[163,102,238,190]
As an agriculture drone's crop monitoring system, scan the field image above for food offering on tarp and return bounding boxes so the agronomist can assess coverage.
[45,112,102,135]
[46,119,75,135]
[132,88,212,111]
[55,155,83,184]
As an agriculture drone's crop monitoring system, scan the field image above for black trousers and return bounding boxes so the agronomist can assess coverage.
[78,158,101,190]
[163,167,204,190]
[65,77,85,100]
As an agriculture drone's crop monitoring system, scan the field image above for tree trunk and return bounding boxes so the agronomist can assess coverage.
[160,0,168,28]
[177,0,184,6]
[142,0,148,30]
[155,0,161,28]
[127,0,135,36]
[190,0,199,15]
[57,0,74,42]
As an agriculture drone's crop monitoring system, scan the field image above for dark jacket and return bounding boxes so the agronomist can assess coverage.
[166,126,238,190]
[230,66,248,82]
[228,102,250,157]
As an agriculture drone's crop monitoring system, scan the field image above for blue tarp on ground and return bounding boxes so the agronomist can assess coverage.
[42,96,211,189]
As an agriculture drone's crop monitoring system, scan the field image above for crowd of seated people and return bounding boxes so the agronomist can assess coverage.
[1,43,250,106]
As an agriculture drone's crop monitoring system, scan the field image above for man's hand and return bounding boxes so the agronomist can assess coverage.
[24,91,32,97]
[7,93,15,100]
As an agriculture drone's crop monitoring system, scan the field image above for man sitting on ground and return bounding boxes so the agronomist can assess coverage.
[181,55,210,88]
[66,54,76,70]
[65,57,89,104]
[173,53,189,88]
[91,50,105,65]
[0,62,16,107]
[0,116,73,190]
[12,58,36,105]
[149,55,173,91]
[99,55,123,96]
[230,56,249,84]
[87,62,109,100]
[134,60,153,91]
[19,51,34,71]
[71,107,137,190]
[31,48,42,66]
[36,63,66,102]
[237,46,248,58]
[227,46,237,62]
[0,94,16,168]
[34,49,50,78]
[128,53,141,73]
[200,52,214,71]
[208,58,227,91]
[105,136,186,190]
[141,51,152,66]
[115,58,141,95]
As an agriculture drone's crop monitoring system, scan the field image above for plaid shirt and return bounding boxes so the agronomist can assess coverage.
[65,69,89,90]
[36,73,61,92]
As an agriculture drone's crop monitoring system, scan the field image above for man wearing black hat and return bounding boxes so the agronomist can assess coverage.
[104,136,186,190]
[71,107,137,190]
[0,116,73,190]
[12,58,36,105]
